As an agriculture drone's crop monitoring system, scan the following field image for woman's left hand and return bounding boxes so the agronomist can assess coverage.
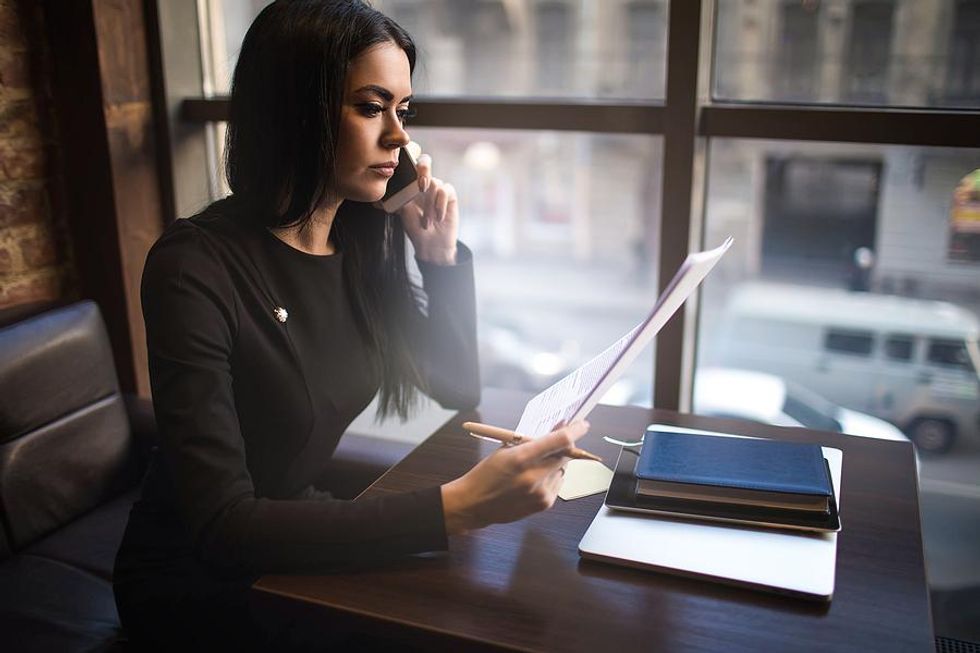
[397,153,459,265]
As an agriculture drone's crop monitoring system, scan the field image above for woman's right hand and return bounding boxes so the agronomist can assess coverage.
[440,421,591,534]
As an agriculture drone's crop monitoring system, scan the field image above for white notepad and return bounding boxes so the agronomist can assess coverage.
[578,426,842,601]
[558,459,614,501]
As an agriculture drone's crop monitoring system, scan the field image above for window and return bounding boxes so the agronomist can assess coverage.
[884,334,914,361]
[945,1,980,105]
[824,329,874,356]
[774,1,820,101]
[409,127,662,396]
[172,1,980,641]
[204,0,668,100]
[714,0,980,108]
[927,339,974,371]
[626,2,667,98]
[535,2,572,93]
[461,2,511,95]
[843,1,895,103]
[761,157,880,282]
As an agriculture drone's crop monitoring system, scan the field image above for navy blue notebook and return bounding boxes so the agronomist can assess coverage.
[635,429,832,511]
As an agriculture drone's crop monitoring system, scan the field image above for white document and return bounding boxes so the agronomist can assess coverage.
[514,237,734,438]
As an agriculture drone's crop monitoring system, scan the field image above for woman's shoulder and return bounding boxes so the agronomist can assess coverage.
[145,199,252,275]
[140,203,245,341]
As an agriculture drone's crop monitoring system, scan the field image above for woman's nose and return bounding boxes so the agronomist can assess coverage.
[384,115,410,149]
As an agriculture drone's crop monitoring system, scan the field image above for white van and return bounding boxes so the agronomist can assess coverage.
[715,282,980,453]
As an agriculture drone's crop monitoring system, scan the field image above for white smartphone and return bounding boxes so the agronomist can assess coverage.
[375,146,420,213]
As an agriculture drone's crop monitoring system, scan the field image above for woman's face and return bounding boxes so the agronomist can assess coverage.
[334,41,413,203]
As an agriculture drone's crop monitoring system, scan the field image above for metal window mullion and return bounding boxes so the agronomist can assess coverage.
[407,100,665,134]
[180,97,980,148]
[181,97,666,134]
[682,0,719,415]
[653,0,707,412]
[700,104,980,147]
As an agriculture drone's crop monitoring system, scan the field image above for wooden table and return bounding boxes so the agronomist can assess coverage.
[254,388,934,652]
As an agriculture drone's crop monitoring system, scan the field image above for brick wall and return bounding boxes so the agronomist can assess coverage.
[0,0,75,308]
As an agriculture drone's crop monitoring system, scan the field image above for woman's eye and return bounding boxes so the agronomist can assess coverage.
[397,107,417,123]
[357,103,384,117]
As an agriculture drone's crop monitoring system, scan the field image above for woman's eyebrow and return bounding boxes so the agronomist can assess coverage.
[353,84,412,103]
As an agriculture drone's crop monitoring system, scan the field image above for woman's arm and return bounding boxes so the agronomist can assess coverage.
[409,244,481,409]
[394,156,595,535]
[397,154,480,409]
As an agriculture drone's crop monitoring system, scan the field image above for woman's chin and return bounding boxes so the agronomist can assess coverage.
[336,179,389,204]
[351,187,388,204]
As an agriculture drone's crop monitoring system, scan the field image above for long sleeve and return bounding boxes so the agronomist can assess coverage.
[140,223,448,574]
[411,242,481,409]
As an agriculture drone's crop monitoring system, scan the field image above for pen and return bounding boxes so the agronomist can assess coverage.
[462,421,603,462]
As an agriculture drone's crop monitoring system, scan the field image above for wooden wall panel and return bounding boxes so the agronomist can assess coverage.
[43,0,167,396]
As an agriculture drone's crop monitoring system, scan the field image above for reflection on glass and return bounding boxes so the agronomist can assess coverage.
[410,127,661,404]
[696,139,980,642]
[207,0,668,100]
[713,0,980,109]
[950,169,980,262]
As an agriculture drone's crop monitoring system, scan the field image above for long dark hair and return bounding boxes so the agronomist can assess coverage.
[225,0,425,419]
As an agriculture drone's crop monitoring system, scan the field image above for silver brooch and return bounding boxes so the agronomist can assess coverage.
[273,306,288,323]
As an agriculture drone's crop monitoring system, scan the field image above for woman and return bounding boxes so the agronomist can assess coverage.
[113,1,589,649]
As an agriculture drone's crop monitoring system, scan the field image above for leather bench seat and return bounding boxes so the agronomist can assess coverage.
[0,300,418,651]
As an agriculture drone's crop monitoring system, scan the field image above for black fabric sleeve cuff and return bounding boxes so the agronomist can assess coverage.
[415,241,473,284]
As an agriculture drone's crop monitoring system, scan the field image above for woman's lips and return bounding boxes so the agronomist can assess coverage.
[369,164,396,178]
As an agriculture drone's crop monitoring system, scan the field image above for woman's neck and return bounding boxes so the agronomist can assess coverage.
[269,200,340,256]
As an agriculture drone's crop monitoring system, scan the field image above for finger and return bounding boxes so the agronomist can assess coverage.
[542,465,566,499]
[553,464,568,488]
[442,183,457,224]
[525,450,571,475]
[416,153,432,192]
[413,180,432,229]
[423,178,442,229]
[434,185,450,224]
[547,464,567,484]
[415,152,431,176]
[514,421,590,463]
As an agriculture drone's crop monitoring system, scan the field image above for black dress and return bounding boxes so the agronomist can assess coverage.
[113,201,480,650]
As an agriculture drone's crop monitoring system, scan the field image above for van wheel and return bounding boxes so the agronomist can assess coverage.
[907,418,956,454]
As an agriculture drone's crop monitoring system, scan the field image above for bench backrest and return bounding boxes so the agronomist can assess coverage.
[0,301,137,555]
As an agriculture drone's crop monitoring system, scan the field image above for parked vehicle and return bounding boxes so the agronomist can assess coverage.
[604,368,909,442]
[693,367,909,442]
[479,314,579,392]
[714,282,980,453]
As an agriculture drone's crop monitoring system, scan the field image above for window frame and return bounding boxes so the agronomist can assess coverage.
[170,0,980,411]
